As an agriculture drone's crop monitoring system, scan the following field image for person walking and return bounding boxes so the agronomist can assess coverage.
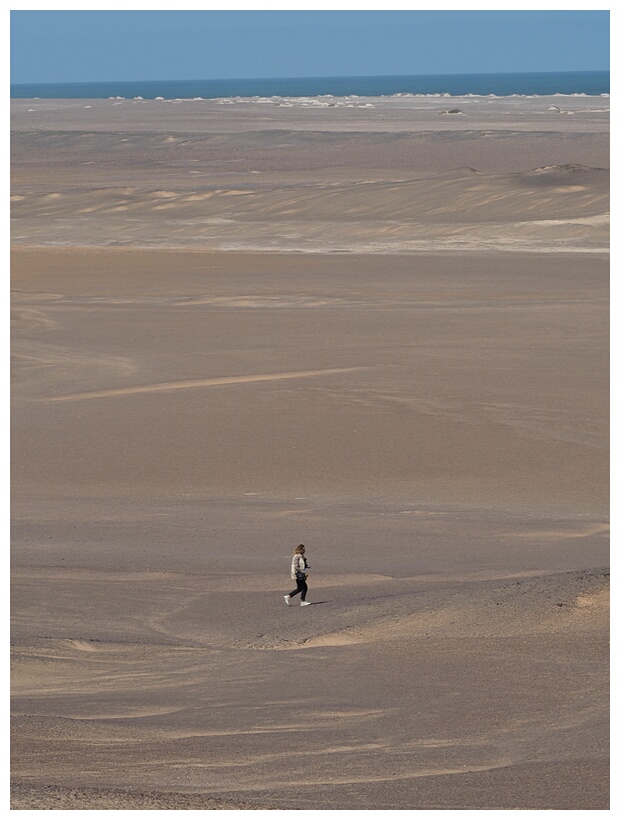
[284,544,311,606]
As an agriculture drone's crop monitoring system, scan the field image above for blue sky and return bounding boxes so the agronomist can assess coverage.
[10,9,610,85]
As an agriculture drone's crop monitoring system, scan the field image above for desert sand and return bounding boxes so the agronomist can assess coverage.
[11,94,609,809]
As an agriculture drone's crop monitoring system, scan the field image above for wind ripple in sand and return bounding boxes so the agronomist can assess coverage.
[43,367,364,403]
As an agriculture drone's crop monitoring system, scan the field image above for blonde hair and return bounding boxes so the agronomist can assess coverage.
[294,544,305,554]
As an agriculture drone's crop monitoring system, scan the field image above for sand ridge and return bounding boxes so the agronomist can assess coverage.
[42,367,366,402]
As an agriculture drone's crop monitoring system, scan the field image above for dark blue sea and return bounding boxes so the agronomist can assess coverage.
[10,71,609,100]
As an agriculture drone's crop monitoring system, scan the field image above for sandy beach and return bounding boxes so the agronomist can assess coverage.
[11,94,609,809]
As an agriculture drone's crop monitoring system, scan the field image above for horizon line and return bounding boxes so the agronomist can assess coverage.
[11,68,610,88]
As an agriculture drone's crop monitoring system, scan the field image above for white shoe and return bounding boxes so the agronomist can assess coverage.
[300,601,311,606]
[284,595,292,606]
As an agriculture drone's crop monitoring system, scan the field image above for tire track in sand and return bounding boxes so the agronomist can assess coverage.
[43,367,364,403]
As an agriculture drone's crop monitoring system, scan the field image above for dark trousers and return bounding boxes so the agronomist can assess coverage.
[289,578,308,602]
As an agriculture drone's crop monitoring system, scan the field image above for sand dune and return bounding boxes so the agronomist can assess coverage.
[11,122,609,254]
[11,567,608,808]
[11,94,608,809]
[11,97,609,254]
[11,157,608,252]
[13,164,607,223]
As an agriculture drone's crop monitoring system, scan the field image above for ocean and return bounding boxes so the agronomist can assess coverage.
[10,71,609,100]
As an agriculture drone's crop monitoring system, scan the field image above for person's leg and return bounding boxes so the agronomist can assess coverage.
[299,580,308,602]
[289,581,303,598]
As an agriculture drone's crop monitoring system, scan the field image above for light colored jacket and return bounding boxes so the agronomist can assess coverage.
[291,553,307,581]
